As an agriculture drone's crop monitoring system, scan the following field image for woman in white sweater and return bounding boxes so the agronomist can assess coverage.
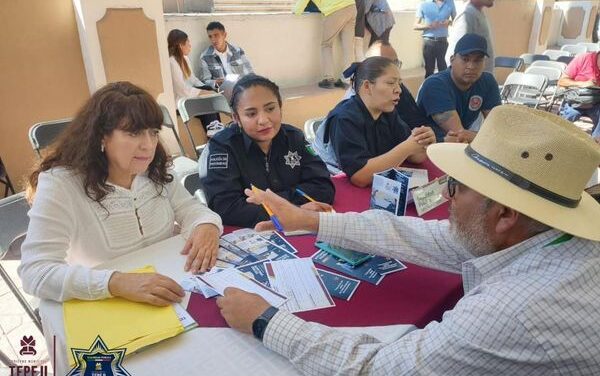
[168,29,219,133]
[18,81,223,306]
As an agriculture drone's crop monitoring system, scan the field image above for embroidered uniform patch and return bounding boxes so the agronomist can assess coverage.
[468,95,483,111]
[305,143,317,156]
[208,153,229,169]
[284,151,301,169]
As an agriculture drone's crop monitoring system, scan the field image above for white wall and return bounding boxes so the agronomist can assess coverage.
[164,11,424,89]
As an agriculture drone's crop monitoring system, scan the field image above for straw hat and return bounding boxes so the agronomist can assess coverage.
[427,105,600,241]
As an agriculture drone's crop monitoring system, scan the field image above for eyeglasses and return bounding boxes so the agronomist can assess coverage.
[447,176,461,198]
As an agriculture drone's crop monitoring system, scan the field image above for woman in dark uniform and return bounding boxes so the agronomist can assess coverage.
[201,74,335,227]
[317,56,436,187]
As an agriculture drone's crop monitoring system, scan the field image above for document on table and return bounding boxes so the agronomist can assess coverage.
[265,259,335,313]
[412,175,449,216]
[316,269,360,301]
[222,229,287,259]
[180,274,220,298]
[197,268,288,308]
[173,303,198,331]
[63,265,184,366]
[258,231,299,254]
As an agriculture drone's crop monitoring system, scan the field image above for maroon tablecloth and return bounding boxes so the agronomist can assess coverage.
[188,159,463,328]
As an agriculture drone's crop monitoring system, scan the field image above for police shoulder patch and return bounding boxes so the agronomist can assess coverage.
[208,153,229,169]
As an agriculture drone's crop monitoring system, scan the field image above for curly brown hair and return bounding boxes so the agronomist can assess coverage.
[27,81,173,204]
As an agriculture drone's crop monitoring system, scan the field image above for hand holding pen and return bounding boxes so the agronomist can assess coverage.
[245,186,321,233]
[251,185,285,232]
[296,188,335,213]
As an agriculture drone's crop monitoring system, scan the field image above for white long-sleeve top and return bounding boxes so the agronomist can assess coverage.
[169,55,204,103]
[18,167,223,302]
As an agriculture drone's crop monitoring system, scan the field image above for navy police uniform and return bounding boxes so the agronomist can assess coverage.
[395,83,434,130]
[313,95,412,178]
[417,68,501,141]
[201,123,335,227]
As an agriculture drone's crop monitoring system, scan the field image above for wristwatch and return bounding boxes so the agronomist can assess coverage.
[252,306,279,341]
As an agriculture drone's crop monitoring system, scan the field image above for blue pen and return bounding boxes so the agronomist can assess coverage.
[269,214,285,233]
[251,185,284,232]
[295,188,317,203]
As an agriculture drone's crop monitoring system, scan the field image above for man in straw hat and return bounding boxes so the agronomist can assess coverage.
[216,105,600,375]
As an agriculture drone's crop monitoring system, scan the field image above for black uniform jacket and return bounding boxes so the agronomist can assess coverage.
[201,123,335,227]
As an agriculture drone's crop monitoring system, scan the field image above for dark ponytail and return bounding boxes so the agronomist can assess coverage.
[352,56,396,93]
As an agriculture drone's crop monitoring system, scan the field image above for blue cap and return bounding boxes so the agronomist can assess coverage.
[454,33,489,57]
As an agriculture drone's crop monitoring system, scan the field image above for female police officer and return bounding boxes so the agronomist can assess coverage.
[201,74,335,227]
[315,56,436,187]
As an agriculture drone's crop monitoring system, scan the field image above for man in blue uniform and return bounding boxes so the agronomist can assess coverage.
[201,123,335,228]
[417,33,501,143]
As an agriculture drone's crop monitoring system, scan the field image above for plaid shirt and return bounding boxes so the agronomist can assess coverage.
[263,210,600,375]
[199,43,253,89]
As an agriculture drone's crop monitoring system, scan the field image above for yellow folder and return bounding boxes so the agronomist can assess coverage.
[63,265,184,366]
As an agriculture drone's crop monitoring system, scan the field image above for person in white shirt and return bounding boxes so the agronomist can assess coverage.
[167,29,220,133]
[19,81,223,306]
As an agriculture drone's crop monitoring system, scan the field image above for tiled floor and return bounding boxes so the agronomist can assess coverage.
[1,259,53,375]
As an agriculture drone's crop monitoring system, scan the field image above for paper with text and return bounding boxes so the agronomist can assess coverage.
[266,259,335,313]
[197,268,287,308]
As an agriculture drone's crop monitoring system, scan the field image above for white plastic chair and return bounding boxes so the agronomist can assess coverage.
[181,171,207,204]
[0,193,43,333]
[525,66,562,84]
[303,117,326,144]
[519,53,550,66]
[530,60,568,71]
[501,72,548,109]
[29,118,71,158]
[577,42,600,52]
[159,105,199,180]
[177,94,232,158]
[560,44,588,56]
[542,49,570,60]
[524,66,564,111]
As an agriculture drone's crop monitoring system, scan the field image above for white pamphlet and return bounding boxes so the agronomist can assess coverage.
[412,175,449,216]
[197,268,288,308]
[265,258,335,313]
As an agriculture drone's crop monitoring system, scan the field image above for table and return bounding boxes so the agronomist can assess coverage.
[40,159,463,375]
[40,236,416,375]
[188,159,462,328]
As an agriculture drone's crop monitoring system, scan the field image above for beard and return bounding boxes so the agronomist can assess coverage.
[449,201,495,257]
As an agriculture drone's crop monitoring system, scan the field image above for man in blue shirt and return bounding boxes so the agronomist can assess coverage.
[417,33,501,143]
[415,0,456,78]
